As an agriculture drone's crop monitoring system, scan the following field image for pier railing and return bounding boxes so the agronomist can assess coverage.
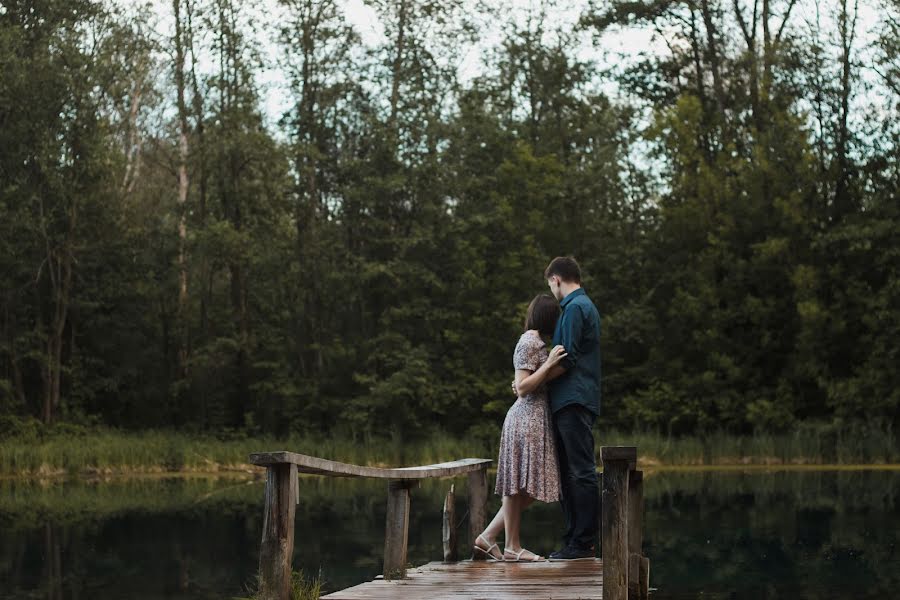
[601,446,650,600]
[250,446,649,600]
[248,451,492,600]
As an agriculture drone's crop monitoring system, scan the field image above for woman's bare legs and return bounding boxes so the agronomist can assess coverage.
[475,502,507,560]
[477,493,542,560]
[483,504,506,541]
[504,494,540,558]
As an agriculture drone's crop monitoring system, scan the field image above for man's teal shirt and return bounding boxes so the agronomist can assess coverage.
[549,288,601,415]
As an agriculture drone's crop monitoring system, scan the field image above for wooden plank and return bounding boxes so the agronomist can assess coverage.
[601,446,637,470]
[442,484,458,562]
[627,469,643,597]
[628,553,640,598]
[322,560,604,600]
[466,469,487,559]
[601,446,633,600]
[638,556,650,600]
[249,452,492,479]
[383,480,415,579]
[627,470,643,555]
[258,464,297,600]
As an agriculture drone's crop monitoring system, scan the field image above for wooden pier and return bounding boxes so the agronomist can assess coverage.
[249,446,649,600]
[322,559,605,599]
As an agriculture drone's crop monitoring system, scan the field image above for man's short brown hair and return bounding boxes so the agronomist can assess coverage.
[544,256,582,284]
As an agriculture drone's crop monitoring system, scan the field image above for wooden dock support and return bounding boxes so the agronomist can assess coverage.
[467,468,488,559]
[258,463,298,600]
[601,446,636,600]
[628,469,649,599]
[442,484,458,562]
[249,449,653,599]
[383,480,416,579]
[249,452,492,600]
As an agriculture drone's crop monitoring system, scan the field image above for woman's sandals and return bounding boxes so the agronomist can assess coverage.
[473,534,504,561]
[503,547,546,562]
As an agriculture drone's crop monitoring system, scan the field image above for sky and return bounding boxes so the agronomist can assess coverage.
[145,0,683,124]
[143,0,887,131]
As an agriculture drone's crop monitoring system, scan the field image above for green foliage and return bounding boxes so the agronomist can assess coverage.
[235,570,323,600]
[0,0,897,445]
[0,426,498,477]
[0,424,895,478]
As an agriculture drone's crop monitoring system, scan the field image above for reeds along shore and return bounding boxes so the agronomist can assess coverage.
[237,571,322,600]
[1,421,896,478]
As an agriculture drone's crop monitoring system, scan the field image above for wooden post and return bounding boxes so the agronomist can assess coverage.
[627,470,643,555]
[258,464,298,600]
[628,470,643,598]
[638,556,650,600]
[442,484,458,562]
[601,446,636,600]
[467,468,488,559]
[384,480,415,579]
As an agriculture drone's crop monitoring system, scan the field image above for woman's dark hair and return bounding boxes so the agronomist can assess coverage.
[544,256,582,283]
[524,294,561,336]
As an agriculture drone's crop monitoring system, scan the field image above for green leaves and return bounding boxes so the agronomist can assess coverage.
[0,0,897,441]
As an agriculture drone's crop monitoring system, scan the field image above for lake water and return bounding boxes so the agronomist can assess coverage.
[1,469,898,599]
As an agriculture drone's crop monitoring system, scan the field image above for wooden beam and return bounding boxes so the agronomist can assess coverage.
[627,470,643,555]
[383,480,415,579]
[629,553,640,598]
[600,446,638,467]
[258,464,297,600]
[601,446,635,600]
[442,484,458,562]
[628,469,644,598]
[639,555,650,600]
[467,468,488,559]
[249,452,492,479]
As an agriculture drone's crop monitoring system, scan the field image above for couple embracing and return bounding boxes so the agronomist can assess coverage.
[474,256,601,562]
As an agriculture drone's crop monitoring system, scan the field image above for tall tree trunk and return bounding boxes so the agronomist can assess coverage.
[699,0,727,129]
[2,304,27,409]
[688,8,712,165]
[734,0,762,139]
[173,0,191,379]
[121,59,145,199]
[298,0,323,376]
[38,194,74,424]
[761,0,772,105]
[834,0,858,216]
[186,0,209,427]
[388,0,407,134]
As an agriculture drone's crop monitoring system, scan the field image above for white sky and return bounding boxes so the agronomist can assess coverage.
[143,0,887,131]
[145,0,690,121]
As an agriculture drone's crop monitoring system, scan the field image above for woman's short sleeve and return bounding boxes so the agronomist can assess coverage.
[513,334,542,371]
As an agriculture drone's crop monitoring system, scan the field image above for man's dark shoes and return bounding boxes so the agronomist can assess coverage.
[548,545,595,561]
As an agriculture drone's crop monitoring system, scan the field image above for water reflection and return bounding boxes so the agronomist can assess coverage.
[0,470,897,599]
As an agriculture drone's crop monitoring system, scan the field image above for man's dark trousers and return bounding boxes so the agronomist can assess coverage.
[553,403,599,551]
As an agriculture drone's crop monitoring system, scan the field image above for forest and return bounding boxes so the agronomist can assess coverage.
[1,0,898,448]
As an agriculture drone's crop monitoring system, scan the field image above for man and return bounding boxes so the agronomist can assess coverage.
[516,256,601,559]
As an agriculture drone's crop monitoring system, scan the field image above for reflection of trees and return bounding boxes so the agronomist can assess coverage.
[644,470,900,599]
[44,522,62,600]
[0,477,457,598]
[1,473,897,598]
[5,522,74,600]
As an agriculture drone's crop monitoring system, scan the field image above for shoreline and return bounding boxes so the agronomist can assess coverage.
[3,461,900,482]
[3,426,896,481]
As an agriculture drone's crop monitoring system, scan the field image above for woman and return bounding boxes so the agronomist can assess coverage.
[473,294,567,562]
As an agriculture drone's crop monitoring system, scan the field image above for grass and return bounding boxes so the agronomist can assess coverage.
[0,420,896,478]
[0,426,492,477]
[601,422,899,466]
[234,570,323,600]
